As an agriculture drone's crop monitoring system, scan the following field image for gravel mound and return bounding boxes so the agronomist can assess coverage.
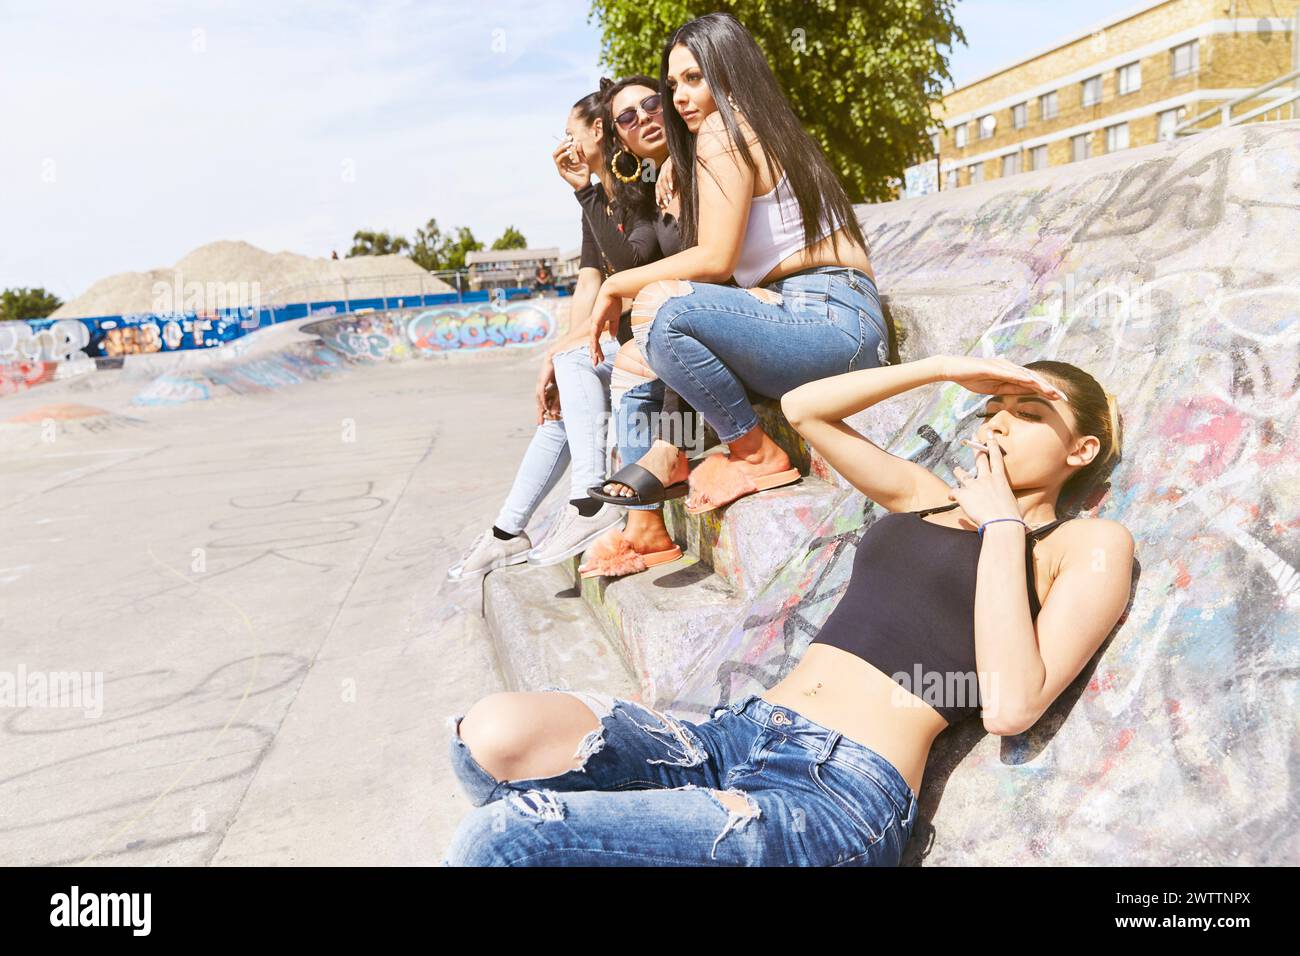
[51,240,452,318]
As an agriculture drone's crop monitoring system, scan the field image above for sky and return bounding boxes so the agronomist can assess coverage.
[1,0,1150,302]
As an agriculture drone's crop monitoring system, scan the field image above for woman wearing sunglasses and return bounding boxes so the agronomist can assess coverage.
[568,76,709,579]
[448,85,664,579]
[586,12,892,518]
[525,76,700,574]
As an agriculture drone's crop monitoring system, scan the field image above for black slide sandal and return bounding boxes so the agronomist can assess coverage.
[587,462,689,507]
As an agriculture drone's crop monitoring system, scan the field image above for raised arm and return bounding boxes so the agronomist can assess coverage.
[781,357,954,513]
[782,355,1066,514]
[947,422,1134,736]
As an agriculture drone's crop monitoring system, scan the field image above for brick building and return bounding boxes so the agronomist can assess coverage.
[904,0,1299,195]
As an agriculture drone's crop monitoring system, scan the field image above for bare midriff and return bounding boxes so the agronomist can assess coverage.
[760,643,950,798]
[758,227,877,288]
[731,121,878,290]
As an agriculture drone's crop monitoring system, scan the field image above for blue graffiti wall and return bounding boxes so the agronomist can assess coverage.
[2,287,559,362]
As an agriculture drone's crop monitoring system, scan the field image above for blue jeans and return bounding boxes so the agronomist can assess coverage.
[443,691,918,867]
[643,266,889,443]
[493,343,619,534]
[612,377,664,512]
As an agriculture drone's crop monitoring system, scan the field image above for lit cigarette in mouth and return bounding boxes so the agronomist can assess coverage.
[964,439,1005,456]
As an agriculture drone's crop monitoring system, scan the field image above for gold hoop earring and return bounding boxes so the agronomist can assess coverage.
[610,148,641,184]
[726,93,739,112]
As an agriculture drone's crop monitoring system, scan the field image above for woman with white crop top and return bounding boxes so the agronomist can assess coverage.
[583,12,892,518]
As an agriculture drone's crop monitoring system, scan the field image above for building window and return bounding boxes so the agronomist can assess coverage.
[1039,90,1059,120]
[978,114,996,139]
[1117,61,1142,95]
[1105,122,1130,152]
[1082,75,1102,107]
[955,123,968,149]
[1001,152,1022,176]
[1071,133,1092,162]
[1158,108,1181,141]
[970,163,984,184]
[1030,145,1049,171]
[1012,102,1028,129]
[930,132,941,155]
[1171,40,1199,77]
[946,168,958,189]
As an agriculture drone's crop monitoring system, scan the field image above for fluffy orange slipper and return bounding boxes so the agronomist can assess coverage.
[684,454,802,515]
[578,528,683,579]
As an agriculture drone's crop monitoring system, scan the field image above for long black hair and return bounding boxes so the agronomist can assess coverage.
[597,75,659,227]
[660,12,869,258]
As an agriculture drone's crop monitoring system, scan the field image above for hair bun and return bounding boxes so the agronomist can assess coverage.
[598,76,614,91]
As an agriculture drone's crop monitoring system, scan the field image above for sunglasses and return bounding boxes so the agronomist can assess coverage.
[614,94,663,130]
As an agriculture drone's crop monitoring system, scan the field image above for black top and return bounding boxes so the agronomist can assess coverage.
[574,181,662,277]
[655,210,682,258]
[574,181,683,344]
[575,180,684,273]
[809,501,1068,725]
[578,215,604,273]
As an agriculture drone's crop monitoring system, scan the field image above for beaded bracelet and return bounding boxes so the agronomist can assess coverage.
[978,517,1028,538]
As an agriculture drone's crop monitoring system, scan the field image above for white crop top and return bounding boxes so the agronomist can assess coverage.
[731,171,844,288]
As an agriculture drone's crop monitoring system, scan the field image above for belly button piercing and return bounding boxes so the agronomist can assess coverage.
[804,682,823,697]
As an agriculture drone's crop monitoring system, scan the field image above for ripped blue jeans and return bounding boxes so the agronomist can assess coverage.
[637,266,889,444]
[442,691,918,867]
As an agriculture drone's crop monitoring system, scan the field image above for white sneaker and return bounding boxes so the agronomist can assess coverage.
[526,503,624,567]
[447,528,533,580]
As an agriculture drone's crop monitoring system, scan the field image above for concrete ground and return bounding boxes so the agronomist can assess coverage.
[0,345,554,865]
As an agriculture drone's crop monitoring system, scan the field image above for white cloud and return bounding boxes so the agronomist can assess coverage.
[0,0,604,299]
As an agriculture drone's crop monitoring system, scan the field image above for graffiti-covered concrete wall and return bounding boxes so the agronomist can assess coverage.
[125,298,563,406]
[303,300,559,360]
[0,297,565,406]
[0,311,257,362]
[0,360,57,397]
[0,291,562,407]
[658,121,1298,865]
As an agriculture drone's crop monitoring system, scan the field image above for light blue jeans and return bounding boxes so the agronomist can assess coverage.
[443,691,918,867]
[610,376,666,512]
[493,342,658,535]
[643,266,889,443]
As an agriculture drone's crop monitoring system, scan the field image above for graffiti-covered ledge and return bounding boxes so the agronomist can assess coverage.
[0,298,563,403]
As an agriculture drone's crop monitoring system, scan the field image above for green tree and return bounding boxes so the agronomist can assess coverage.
[441,227,485,272]
[588,0,964,202]
[491,225,528,250]
[409,218,447,271]
[344,218,486,272]
[1,287,63,322]
[348,229,412,257]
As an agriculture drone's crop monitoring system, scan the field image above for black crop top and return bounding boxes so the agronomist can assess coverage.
[810,501,1067,725]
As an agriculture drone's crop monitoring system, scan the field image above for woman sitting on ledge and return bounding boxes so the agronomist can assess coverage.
[583,11,891,532]
[441,354,1135,866]
[448,81,669,579]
